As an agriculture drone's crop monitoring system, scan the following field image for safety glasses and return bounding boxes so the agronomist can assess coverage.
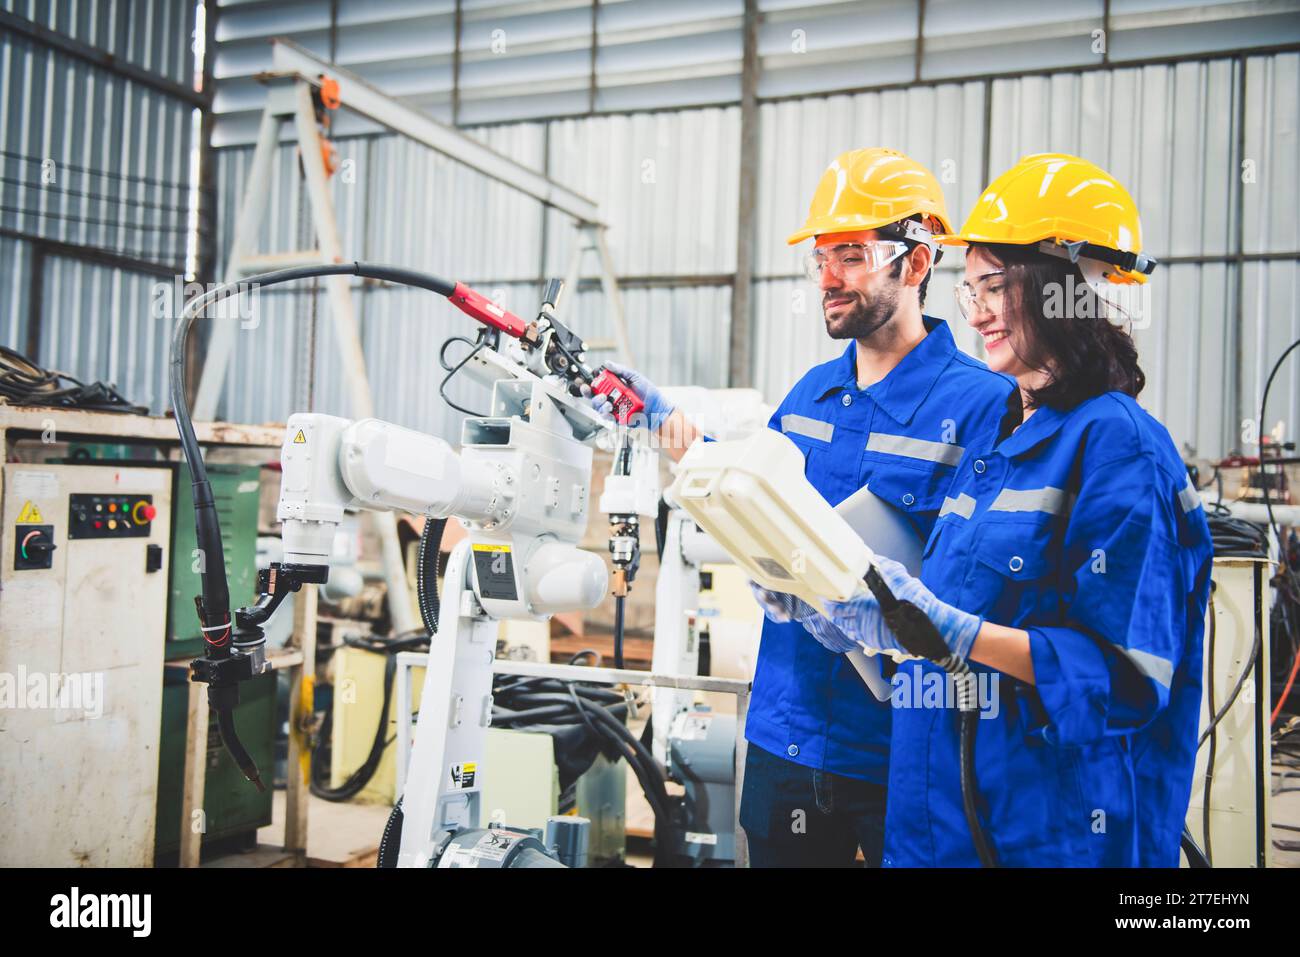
[804,241,910,283]
[954,271,1006,319]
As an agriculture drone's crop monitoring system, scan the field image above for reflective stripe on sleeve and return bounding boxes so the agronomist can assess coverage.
[1123,647,1174,690]
[988,486,1067,515]
[865,432,963,466]
[939,493,976,519]
[781,414,834,443]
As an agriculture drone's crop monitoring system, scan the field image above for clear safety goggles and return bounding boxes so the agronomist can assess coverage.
[954,270,1006,319]
[804,241,910,283]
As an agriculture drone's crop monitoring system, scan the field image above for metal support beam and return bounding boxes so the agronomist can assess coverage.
[452,0,463,126]
[193,104,283,420]
[1232,55,1248,459]
[914,0,927,82]
[729,0,760,389]
[589,1,600,114]
[270,39,604,226]
[592,224,634,364]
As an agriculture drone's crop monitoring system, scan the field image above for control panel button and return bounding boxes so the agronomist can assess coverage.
[68,494,154,539]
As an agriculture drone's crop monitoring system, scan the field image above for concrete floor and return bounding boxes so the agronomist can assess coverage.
[1270,768,1300,867]
[225,740,1300,868]
[255,790,394,866]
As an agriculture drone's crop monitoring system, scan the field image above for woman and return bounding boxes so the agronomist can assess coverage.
[815,154,1214,866]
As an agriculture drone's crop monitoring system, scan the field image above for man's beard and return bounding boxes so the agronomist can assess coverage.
[823,285,900,340]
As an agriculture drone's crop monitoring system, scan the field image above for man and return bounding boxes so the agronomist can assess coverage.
[594,148,1014,866]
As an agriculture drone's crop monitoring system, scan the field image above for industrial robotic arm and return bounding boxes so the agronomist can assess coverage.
[170,266,650,866]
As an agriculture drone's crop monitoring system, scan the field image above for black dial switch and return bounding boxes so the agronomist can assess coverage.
[14,525,55,570]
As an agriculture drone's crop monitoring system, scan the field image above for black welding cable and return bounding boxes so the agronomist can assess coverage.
[170,262,458,649]
[417,517,447,636]
[614,594,627,670]
[437,336,490,417]
[957,684,997,868]
[493,703,588,724]
[581,699,680,868]
[494,692,665,824]
[377,797,403,868]
[495,684,680,865]
[1206,506,1269,557]
[863,565,998,867]
[1258,339,1300,725]
[497,682,625,707]
[1181,826,1211,867]
[312,632,430,803]
[169,262,458,787]
[1199,587,1256,749]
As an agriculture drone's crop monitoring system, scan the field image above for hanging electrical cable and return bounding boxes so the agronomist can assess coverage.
[1257,338,1300,726]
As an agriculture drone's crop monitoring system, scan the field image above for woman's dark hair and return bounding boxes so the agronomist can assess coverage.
[975,242,1144,410]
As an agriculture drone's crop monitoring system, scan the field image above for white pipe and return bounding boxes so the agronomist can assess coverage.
[1201,494,1300,525]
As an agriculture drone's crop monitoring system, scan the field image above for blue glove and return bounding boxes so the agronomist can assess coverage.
[587,361,675,431]
[800,613,862,654]
[749,582,861,654]
[824,557,983,661]
[748,581,817,624]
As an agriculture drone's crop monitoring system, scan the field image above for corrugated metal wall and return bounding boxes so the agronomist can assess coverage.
[3,0,197,87]
[209,0,1300,139]
[4,2,1299,461]
[0,1,200,413]
[209,45,1300,458]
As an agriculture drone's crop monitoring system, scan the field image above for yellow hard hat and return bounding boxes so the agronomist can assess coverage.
[938,153,1157,285]
[787,148,952,246]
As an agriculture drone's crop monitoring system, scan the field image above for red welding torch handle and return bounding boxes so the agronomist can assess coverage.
[590,369,646,425]
[447,282,531,338]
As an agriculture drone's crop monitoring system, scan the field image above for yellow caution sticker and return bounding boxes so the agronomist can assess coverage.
[450,761,478,789]
[292,429,307,444]
[16,501,43,523]
[471,543,517,600]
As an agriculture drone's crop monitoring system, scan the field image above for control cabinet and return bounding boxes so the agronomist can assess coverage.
[0,463,172,866]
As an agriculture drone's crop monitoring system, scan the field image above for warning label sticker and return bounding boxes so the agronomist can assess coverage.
[677,712,714,741]
[450,761,478,790]
[16,501,44,523]
[752,556,794,581]
[292,429,307,444]
[472,543,518,601]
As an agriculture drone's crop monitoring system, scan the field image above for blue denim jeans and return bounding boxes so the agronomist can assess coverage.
[739,743,887,867]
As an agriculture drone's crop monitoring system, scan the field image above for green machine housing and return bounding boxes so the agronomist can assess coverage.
[154,667,277,858]
[167,462,263,657]
[155,461,272,860]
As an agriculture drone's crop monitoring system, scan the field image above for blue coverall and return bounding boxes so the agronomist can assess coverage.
[883,391,1213,867]
[740,317,1013,864]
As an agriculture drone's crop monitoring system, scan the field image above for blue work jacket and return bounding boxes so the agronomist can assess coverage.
[746,318,1014,781]
[884,391,1213,866]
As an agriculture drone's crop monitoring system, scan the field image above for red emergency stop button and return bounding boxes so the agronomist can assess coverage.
[132,501,156,524]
